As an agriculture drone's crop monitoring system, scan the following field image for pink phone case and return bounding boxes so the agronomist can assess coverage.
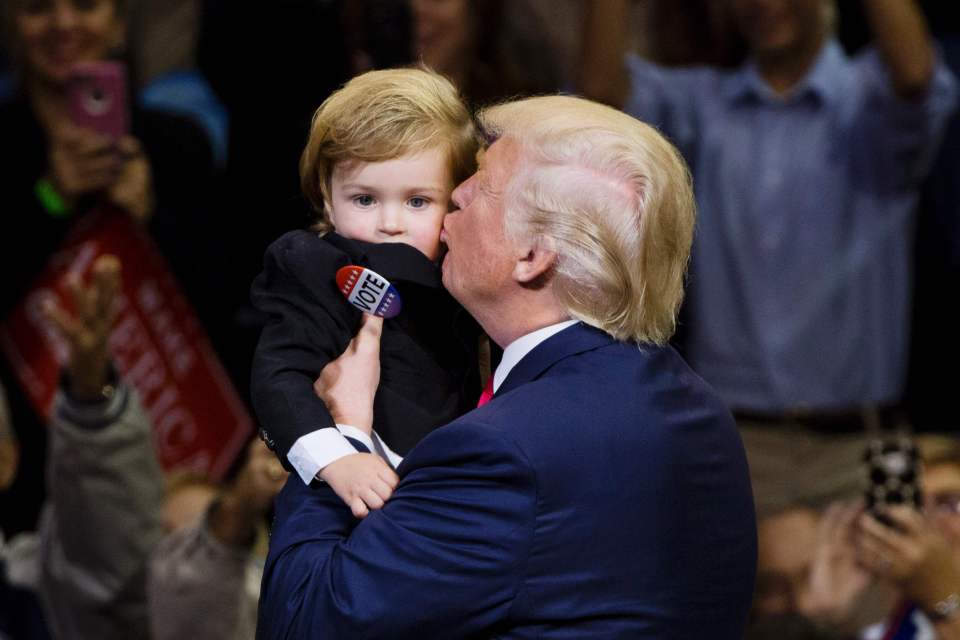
[66,61,129,140]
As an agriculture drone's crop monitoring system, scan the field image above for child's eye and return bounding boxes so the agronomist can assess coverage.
[408,197,429,209]
[353,195,375,207]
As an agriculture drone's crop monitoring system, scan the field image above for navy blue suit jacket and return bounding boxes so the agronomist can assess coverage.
[258,323,757,639]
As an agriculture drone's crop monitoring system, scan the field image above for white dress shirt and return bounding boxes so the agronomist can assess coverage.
[493,320,579,392]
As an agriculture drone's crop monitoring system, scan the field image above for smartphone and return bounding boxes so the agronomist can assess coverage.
[863,435,922,521]
[66,61,129,140]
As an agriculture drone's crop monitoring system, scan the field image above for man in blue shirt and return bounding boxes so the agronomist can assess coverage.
[579,0,957,516]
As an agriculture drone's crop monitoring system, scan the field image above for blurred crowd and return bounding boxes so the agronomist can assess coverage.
[0,0,958,638]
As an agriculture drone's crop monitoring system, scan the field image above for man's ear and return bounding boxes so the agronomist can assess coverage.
[513,236,557,285]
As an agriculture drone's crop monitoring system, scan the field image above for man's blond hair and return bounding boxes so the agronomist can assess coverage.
[300,67,477,232]
[479,95,695,345]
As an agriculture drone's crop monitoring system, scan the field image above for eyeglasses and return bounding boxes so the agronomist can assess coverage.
[927,492,960,515]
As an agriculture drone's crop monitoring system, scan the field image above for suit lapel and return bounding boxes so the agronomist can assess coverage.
[497,323,615,397]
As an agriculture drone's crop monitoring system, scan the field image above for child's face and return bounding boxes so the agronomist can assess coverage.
[328,147,452,261]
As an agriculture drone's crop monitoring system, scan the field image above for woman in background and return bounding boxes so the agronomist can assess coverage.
[0,0,224,539]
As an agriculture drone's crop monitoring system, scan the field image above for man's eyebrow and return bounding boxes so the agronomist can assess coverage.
[479,126,500,149]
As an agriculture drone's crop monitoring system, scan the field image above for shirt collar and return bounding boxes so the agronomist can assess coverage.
[723,39,846,108]
[493,320,579,392]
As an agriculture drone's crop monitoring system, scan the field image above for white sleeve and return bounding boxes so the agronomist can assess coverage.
[335,424,404,470]
[287,428,358,485]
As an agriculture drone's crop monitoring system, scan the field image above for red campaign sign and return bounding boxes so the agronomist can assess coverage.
[0,208,252,480]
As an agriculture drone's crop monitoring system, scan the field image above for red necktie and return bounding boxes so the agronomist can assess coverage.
[477,377,494,407]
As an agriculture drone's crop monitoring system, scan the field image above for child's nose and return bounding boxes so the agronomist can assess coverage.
[378,205,404,234]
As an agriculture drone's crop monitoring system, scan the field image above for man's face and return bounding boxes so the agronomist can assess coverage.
[753,508,819,617]
[440,138,521,313]
[923,463,960,547]
[730,0,826,60]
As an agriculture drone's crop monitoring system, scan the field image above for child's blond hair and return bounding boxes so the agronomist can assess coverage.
[301,67,478,232]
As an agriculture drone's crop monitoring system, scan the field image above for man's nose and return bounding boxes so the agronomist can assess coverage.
[450,177,472,211]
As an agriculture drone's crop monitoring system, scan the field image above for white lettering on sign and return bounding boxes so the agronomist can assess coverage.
[138,280,197,380]
[107,290,198,459]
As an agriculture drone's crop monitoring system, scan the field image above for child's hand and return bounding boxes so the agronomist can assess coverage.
[320,452,398,518]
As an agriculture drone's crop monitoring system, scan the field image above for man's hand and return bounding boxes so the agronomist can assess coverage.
[43,254,121,401]
[210,439,288,546]
[805,501,872,626]
[857,506,960,612]
[229,438,289,515]
[320,452,399,519]
[314,314,384,434]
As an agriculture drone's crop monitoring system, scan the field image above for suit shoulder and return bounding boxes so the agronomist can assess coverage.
[400,417,536,479]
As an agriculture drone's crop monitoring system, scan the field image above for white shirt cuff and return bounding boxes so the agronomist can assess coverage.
[287,428,358,485]
[336,424,404,470]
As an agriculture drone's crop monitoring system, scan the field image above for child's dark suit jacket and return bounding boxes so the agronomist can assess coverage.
[250,230,481,466]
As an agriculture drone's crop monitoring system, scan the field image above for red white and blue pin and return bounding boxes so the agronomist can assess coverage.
[336,265,402,319]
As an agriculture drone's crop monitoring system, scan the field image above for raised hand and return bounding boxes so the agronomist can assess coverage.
[805,501,872,624]
[43,254,121,401]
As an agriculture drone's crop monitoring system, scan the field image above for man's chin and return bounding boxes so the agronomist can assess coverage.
[440,254,451,285]
[440,256,463,303]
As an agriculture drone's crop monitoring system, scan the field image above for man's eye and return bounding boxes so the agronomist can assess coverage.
[408,197,428,209]
[353,195,375,207]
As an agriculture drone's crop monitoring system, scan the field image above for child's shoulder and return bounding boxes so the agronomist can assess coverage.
[264,230,355,272]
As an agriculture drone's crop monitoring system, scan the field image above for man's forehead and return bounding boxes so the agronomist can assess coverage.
[478,136,522,168]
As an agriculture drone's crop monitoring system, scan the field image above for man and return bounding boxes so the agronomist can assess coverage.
[257,95,757,639]
[579,0,958,516]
